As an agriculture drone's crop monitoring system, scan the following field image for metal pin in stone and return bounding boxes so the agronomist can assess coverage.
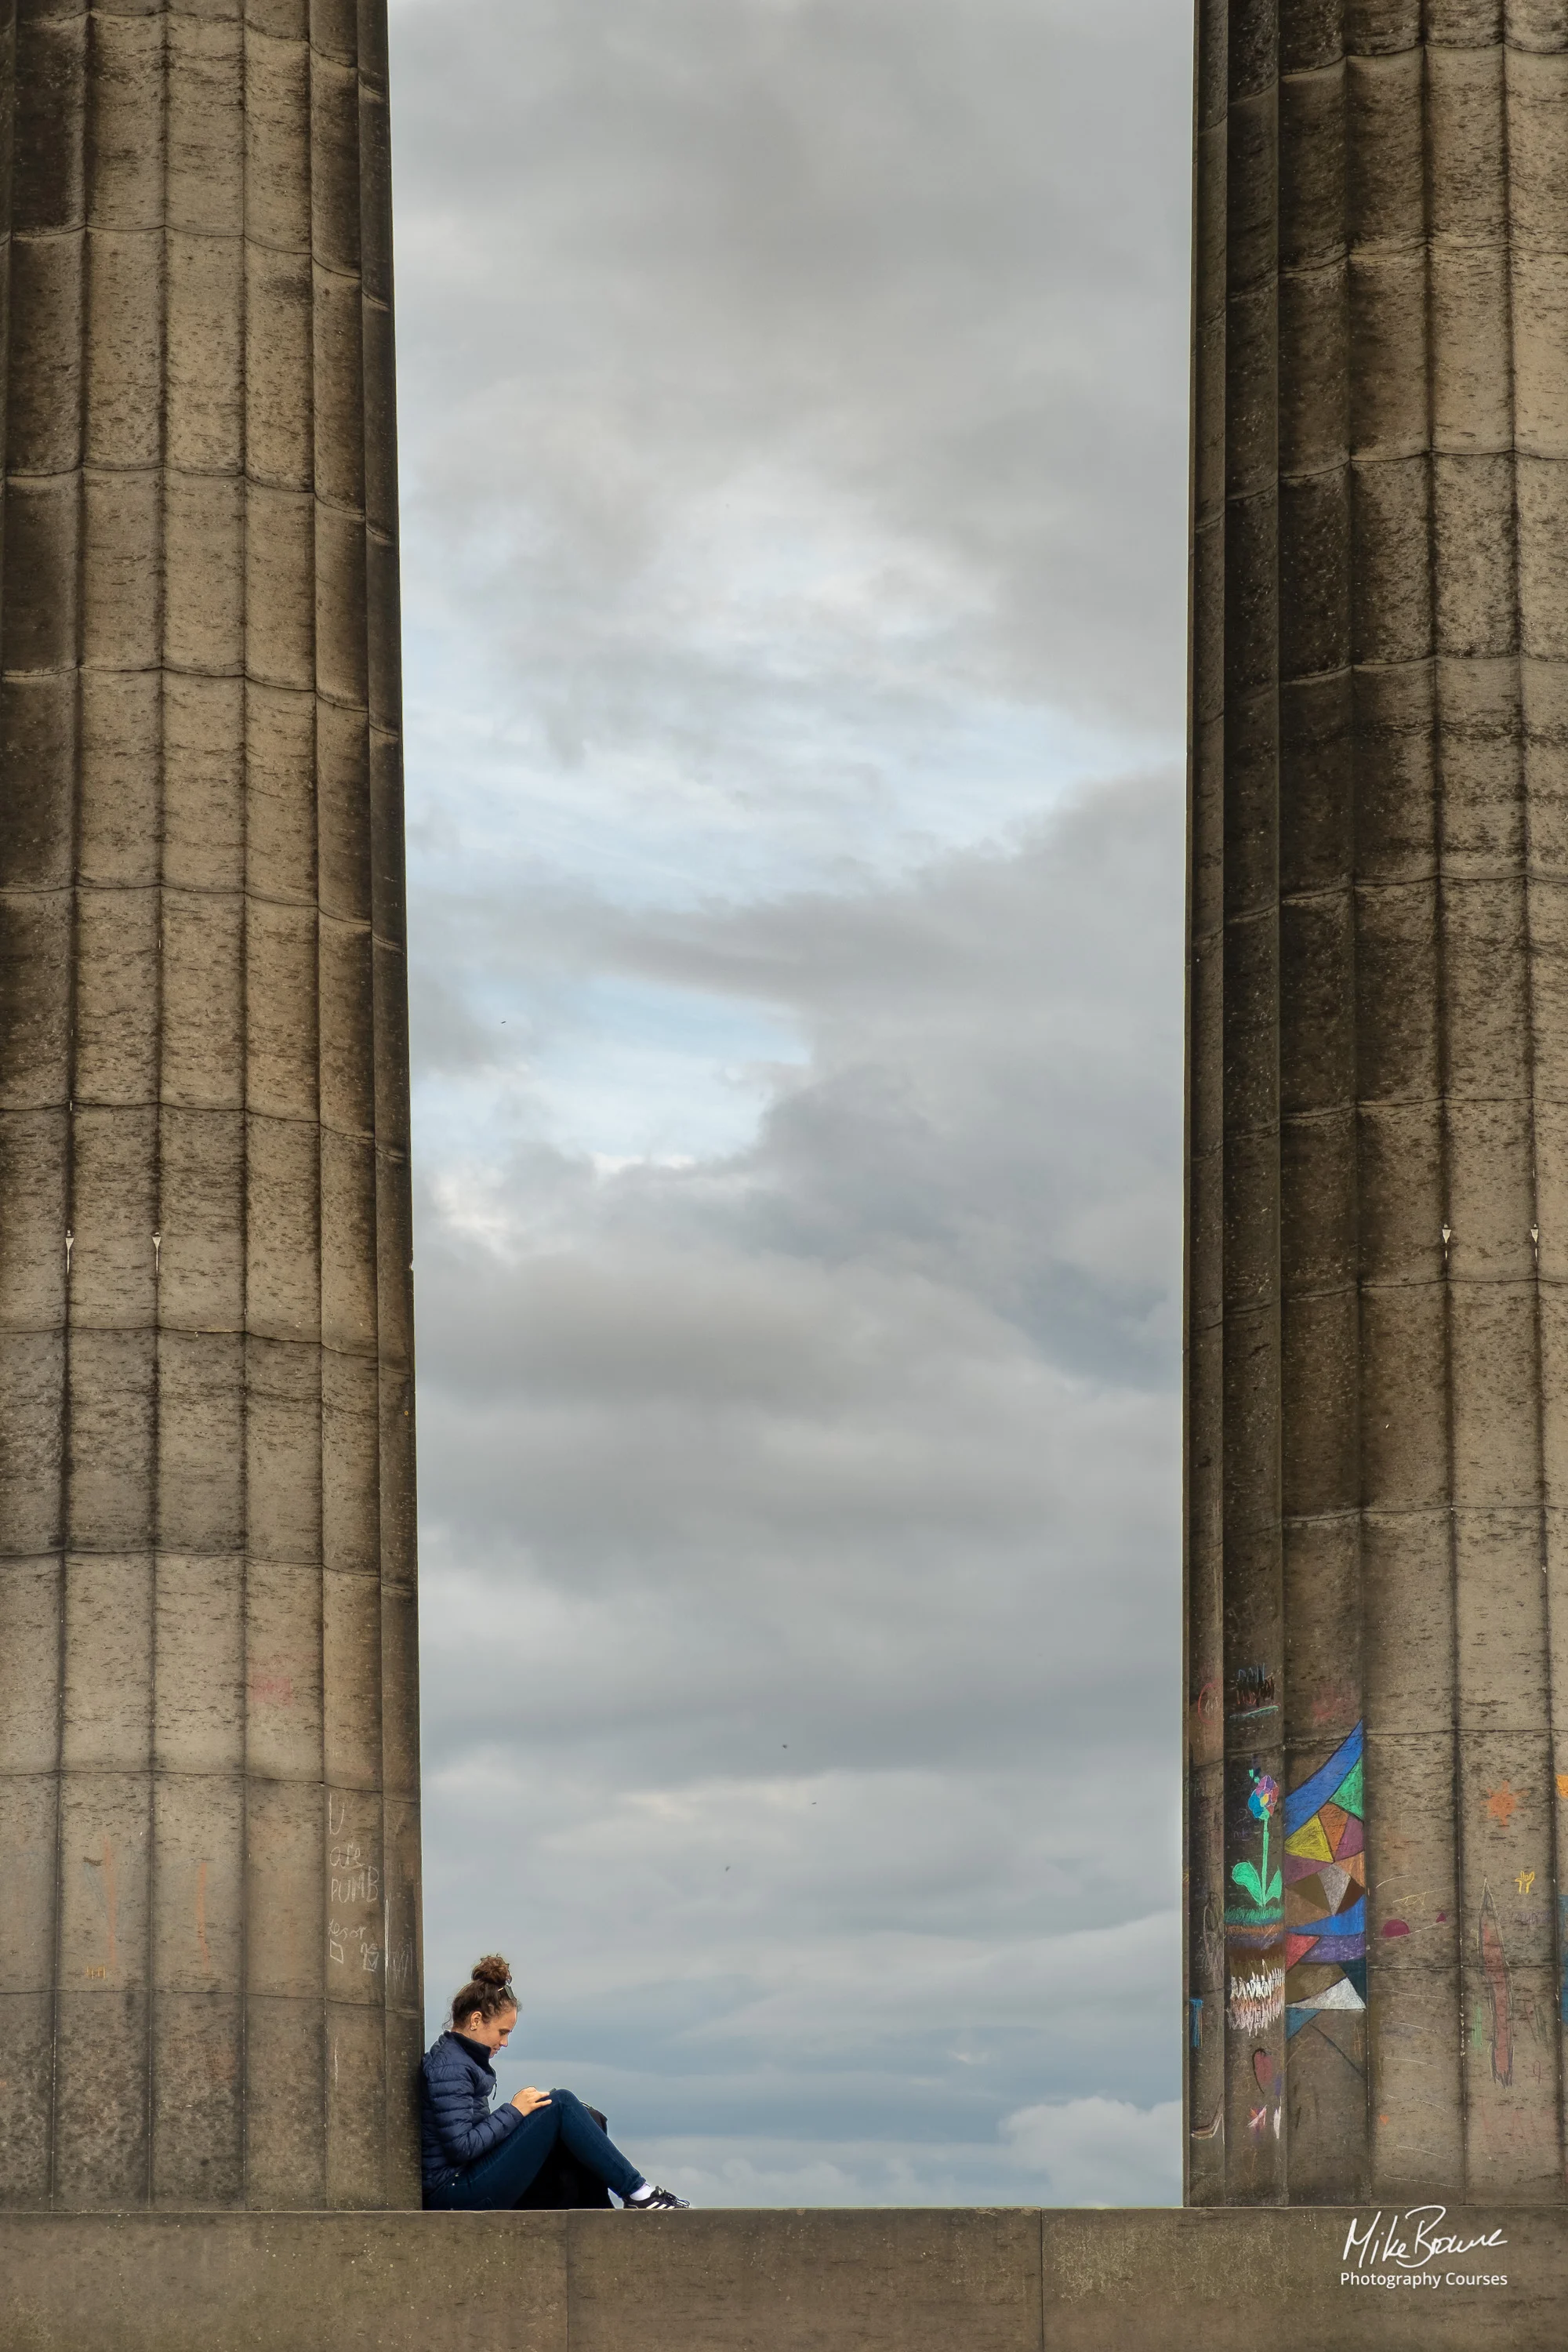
[153,1231,162,1276]
[1533,1224,1541,1265]
[65,1230,74,1276]
[1442,1223,1452,1267]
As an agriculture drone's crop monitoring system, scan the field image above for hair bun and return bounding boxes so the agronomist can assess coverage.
[471,1954,512,1987]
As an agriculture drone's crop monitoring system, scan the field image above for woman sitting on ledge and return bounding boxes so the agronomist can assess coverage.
[420,1955,689,2212]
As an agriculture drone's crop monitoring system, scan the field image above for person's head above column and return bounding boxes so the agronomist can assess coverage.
[448,1955,518,2052]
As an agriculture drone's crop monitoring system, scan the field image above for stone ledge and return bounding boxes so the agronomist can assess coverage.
[0,2204,1555,2351]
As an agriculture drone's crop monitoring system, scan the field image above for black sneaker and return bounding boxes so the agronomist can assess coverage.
[626,2185,689,2210]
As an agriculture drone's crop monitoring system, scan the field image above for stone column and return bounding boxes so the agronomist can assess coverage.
[0,0,421,2209]
[1188,0,1568,2205]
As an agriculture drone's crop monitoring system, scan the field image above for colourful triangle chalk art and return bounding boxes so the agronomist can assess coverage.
[1283,1722,1366,2040]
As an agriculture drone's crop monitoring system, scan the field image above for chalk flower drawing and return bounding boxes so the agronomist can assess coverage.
[1225,1772,1283,1937]
[1231,1772,1282,1911]
[1225,1760,1285,2040]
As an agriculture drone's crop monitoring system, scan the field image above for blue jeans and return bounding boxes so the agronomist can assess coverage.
[425,2089,645,2211]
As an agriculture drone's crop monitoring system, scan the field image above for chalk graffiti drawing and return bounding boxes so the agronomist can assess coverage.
[1283,1721,1365,2041]
[1226,1766,1285,2033]
[1485,1781,1520,1829]
[1232,1772,1281,1912]
[1479,1882,1512,2087]
[1189,1679,1224,1768]
[82,1838,120,1980]
[1232,1667,1276,1717]
[1229,1965,1285,2035]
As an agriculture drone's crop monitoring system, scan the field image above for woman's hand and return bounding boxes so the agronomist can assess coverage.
[511,2086,553,2117]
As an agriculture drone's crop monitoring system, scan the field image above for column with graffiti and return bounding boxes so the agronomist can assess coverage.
[1186,0,1567,2203]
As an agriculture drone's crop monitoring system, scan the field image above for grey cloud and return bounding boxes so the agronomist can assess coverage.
[390,0,1191,753]
[416,768,1184,1378]
[626,2107,1181,2208]
[408,965,508,1074]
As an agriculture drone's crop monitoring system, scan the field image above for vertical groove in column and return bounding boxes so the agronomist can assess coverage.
[1360,16,1462,2202]
[0,0,9,648]
[0,1,87,2212]
[359,0,420,2207]
[143,0,171,2212]
[1427,12,1560,2201]
[49,0,89,2217]
[1277,0,1369,2202]
[236,0,255,2212]
[234,0,252,2217]
[1494,0,1557,2196]
[242,0,326,2216]
[46,86,77,2169]
[1185,0,1231,2210]
[1428,20,1469,2205]
[316,0,388,2212]
[1507,0,1568,2205]
[1217,0,1286,2205]
[52,0,169,2212]
[156,0,246,2214]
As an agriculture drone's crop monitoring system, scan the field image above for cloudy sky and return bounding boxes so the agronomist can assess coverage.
[389,0,1193,2205]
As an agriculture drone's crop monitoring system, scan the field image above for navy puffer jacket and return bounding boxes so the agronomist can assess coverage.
[420,2031,522,2187]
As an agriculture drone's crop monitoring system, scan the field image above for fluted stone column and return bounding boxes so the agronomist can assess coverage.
[0,0,422,2208]
[1187,0,1568,2205]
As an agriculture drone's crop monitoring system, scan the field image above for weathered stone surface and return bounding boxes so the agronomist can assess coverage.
[0,2208,1557,2350]
[1189,6,1568,2204]
[0,2,420,2209]
[571,2208,1043,2352]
